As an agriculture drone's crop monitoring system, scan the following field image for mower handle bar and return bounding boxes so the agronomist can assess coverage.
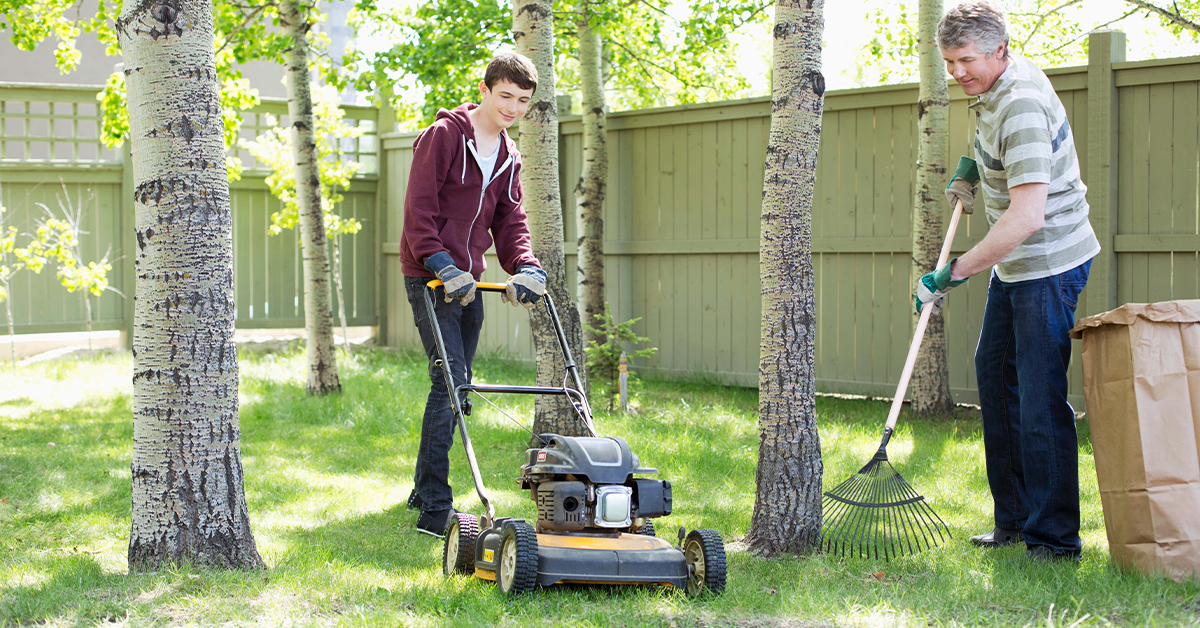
[420,279,597,521]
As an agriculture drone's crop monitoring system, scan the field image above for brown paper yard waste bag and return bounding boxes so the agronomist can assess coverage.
[1070,300,1200,582]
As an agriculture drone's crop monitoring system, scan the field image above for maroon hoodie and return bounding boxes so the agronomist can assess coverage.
[399,103,540,279]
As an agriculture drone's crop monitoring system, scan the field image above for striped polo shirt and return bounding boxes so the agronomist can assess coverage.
[970,54,1100,283]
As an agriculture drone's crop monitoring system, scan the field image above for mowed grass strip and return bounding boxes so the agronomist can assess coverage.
[0,348,1197,627]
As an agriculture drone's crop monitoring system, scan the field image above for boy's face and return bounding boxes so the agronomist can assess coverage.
[942,40,1008,96]
[477,80,534,130]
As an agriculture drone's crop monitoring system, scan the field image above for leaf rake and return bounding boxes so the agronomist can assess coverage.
[822,157,978,560]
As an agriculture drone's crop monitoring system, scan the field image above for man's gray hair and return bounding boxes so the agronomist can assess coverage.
[937,0,1010,58]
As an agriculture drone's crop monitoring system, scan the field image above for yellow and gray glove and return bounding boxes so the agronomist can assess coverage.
[502,265,547,309]
[424,251,476,306]
[944,156,979,215]
[914,259,967,315]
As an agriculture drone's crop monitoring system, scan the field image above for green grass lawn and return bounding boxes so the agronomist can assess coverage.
[1,347,1197,627]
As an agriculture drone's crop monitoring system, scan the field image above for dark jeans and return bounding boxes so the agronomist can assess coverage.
[405,276,484,512]
[974,259,1091,556]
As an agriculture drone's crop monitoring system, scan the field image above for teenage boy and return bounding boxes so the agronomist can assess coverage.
[399,52,548,537]
[914,1,1099,561]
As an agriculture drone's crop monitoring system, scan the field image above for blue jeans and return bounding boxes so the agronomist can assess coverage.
[974,259,1091,556]
[405,276,484,512]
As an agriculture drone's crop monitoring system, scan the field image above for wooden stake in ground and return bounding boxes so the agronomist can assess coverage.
[746,0,826,558]
[280,0,341,395]
[574,0,607,354]
[117,0,264,569]
[910,0,954,416]
[514,0,591,440]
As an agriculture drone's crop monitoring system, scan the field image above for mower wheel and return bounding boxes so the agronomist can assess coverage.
[683,529,726,596]
[637,521,656,537]
[443,513,479,576]
[496,520,538,595]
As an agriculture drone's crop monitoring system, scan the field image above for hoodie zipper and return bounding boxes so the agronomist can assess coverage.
[464,137,514,274]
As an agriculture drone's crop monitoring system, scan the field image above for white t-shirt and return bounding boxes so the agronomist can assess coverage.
[472,137,500,182]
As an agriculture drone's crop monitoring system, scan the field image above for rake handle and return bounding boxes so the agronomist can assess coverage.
[883,198,966,432]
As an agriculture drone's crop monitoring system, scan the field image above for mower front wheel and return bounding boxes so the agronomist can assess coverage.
[443,513,479,576]
[683,529,726,596]
[496,520,538,595]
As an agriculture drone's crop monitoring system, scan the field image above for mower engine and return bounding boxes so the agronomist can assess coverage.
[519,434,672,534]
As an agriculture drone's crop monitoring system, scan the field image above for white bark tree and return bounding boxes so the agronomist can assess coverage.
[514,0,591,439]
[280,0,341,395]
[910,0,953,416]
[117,0,263,570]
[573,0,607,355]
[746,0,826,557]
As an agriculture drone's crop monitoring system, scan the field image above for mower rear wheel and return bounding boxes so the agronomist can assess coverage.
[683,529,726,596]
[443,513,479,576]
[496,521,538,595]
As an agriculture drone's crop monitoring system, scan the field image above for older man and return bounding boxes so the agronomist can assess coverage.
[913,0,1100,561]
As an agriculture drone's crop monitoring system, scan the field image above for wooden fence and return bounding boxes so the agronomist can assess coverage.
[383,32,1200,410]
[5,32,1200,410]
[0,83,384,335]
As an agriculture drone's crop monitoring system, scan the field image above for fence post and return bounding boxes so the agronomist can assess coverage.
[121,136,136,350]
[375,87,396,346]
[1086,30,1125,317]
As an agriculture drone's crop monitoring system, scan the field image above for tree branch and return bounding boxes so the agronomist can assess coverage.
[1041,7,1140,55]
[1019,0,1085,49]
[1122,0,1200,33]
[606,38,674,97]
[214,4,277,58]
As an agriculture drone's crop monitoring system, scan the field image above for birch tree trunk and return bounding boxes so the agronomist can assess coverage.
[117,0,264,570]
[745,0,825,558]
[910,0,953,416]
[515,0,590,441]
[574,0,607,355]
[280,0,341,395]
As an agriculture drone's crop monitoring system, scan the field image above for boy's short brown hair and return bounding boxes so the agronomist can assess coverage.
[483,52,539,93]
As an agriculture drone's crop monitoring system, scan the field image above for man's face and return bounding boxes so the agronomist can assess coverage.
[477,80,534,130]
[942,41,1008,96]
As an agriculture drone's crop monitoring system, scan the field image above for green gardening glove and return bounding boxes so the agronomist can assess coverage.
[914,259,967,315]
[945,156,980,215]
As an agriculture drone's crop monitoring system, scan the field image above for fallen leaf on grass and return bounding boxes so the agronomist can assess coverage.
[874,572,885,579]
[761,586,777,595]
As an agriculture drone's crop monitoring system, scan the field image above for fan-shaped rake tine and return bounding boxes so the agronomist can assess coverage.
[886,465,924,557]
[824,466,876,557]
[859,462,886,560]
[881,473,907,559]
[822,473,865,553]
[843,463,880,559]
[893,470,948,551]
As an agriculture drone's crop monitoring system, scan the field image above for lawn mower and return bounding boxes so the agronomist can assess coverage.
[421,280,726,596]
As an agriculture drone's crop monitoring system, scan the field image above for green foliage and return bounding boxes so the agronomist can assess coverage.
[7,0,307,183]
[583,303,656,409]
[858,0,1200,86]
[0,204,50,304]
[340,0,770,129]
[863,4,919,85]
[35,196,115,299]
[338,0,510,126]
[238,83,364,239]
[97,72,128,150]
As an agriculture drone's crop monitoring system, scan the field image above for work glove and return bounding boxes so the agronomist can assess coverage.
[502,265,547,309]
[913,258,967,315]
[944,156,980,215]
[424,251,476,306]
